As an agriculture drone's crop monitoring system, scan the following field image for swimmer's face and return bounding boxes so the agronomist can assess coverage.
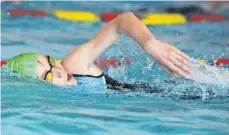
[36,54,76,86]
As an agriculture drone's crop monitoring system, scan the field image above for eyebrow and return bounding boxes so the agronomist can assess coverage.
[38,60,44,67]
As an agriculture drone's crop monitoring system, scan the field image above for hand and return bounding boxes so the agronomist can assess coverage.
[144,39,191,78]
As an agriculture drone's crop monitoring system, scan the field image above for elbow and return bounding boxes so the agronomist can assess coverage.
[118,12,135,17]
[116,12,136,34]
[117,12,136,21]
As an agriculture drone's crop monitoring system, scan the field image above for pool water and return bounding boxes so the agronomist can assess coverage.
[1,1,229,135]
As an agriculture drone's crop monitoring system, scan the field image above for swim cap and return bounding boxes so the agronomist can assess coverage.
[6,53,39,78]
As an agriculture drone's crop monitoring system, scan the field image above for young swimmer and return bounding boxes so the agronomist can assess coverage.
[5,12,191,89]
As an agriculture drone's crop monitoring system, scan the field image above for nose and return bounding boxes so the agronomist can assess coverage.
[53,63,64,70]
[52,66,67,78]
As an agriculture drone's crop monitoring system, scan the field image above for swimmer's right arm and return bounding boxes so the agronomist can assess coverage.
[63,12,191,78]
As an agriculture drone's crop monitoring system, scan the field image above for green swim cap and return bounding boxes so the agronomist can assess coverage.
[6,53,39,78]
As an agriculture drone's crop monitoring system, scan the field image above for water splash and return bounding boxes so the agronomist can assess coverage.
[187,58,229,86]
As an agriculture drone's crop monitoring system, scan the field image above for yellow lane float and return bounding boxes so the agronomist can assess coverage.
[198,59,205,65]
[142,13,186,25]
[54,10,100,22]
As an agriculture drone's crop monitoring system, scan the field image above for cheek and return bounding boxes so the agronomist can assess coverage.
[37,64,45,79]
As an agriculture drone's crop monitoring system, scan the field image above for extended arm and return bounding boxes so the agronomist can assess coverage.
[62,12,191,78]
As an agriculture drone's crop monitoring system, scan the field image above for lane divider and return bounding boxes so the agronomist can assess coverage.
[7,9,46,16]
[2,58,228,68]
[198,59,206,65]
[95,58,135,68]
[197,58,229,68]
[214,58,229,66]
[188,14,227,22]
[2,9,228,24]
[1,60,7,67]
[54,10,100,22]
[101,12,141,22]
[1,58,136,68]
[141,13,186,25]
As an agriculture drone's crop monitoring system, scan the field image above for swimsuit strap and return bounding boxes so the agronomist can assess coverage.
[73,72,104,78]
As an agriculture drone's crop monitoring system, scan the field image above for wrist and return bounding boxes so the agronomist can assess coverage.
[143,38,158,54]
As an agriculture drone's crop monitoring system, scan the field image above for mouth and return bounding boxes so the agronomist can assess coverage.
[67,74,77,85]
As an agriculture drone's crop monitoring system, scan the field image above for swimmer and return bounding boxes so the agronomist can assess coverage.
[201,1,229,12]
[166,1,229,15]
[5,12,191,90]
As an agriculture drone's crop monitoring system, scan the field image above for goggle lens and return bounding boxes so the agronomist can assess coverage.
[45,71,53,82]
[44,56,56,82]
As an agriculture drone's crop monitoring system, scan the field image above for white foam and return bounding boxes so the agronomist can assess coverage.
[187,58,229,86]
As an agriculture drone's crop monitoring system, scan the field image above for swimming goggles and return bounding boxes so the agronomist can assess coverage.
[44,55,56,82]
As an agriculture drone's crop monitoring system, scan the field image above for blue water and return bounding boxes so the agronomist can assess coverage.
[1,1,229,135]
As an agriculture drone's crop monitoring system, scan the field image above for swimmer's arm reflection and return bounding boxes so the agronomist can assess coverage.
[62,12,191,78]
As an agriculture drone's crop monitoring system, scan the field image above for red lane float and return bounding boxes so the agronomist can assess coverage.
[215,58,229,66]
[1,59,135,68]
[101,12,141,22]
[94,58,135,68]
[7,9,46,16]
[0,60,7,67]
[188,14,227,22]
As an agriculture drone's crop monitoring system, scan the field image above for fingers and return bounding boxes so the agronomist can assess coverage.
[152,42,192,79]
[174,48,190,61]
[172,47,192,73]
[174,55,192,73]
[167,61,188,79]
[159,65,175,77]
[180,51,190,61]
